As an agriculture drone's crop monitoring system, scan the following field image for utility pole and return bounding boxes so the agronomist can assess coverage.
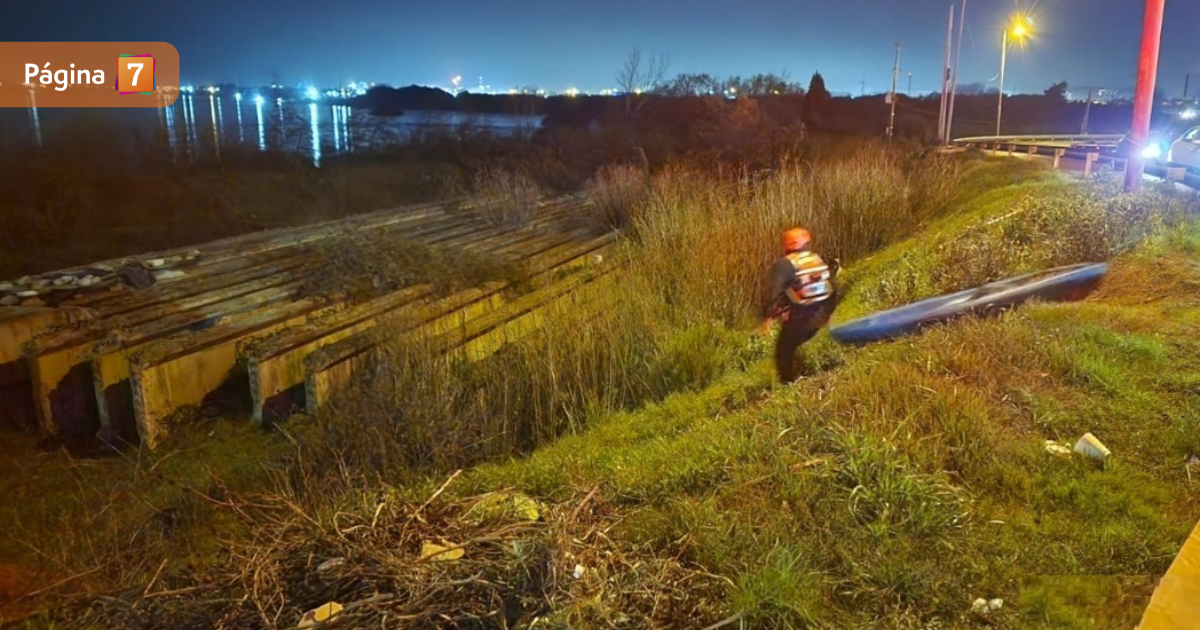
[888,42,901,141]
[861,78,866,97]
[1124,0,1166,192]
[908,72,913,96]
[1186,65,1200,100]
[938,4,953,143]
[946,0,967,143]
[1081,88,1093,134]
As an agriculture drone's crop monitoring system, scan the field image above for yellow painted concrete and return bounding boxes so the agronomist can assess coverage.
[454,274,615,364]
[1137,518,1200,629]
[299,236,613,416]
[27,342,92,434]
[131,305,337,449]
[302,289,511,414]
[0,307,69,365]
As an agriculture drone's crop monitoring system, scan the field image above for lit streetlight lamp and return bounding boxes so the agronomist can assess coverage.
[996,14,1032,136]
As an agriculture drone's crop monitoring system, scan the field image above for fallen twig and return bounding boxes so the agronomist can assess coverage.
[699,613,743,630]
[409,469,462,524]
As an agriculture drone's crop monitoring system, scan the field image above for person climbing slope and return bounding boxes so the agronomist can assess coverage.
[760,227,839,383]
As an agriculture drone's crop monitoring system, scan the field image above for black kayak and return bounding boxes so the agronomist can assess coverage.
[828,262,1109,346]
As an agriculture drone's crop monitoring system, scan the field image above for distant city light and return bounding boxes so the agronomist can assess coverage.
[234,92,242,101]
[1182,109,1198,120]
[566,87,580,97]
[253,94,265,106]
[181,85,195,94]
[206,86,218,94]
[306,87,320,100]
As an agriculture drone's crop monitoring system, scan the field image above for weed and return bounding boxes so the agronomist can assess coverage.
[583,164,647,230]
[470,167,543,228]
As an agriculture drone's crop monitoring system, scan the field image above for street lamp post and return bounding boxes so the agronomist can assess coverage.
[996,17,1030,137]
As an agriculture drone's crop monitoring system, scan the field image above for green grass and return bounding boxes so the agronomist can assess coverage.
[444,225,1200,628]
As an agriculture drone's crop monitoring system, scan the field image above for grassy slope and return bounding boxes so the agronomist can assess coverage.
[454,176,1200,628]
[4,159,1197,629]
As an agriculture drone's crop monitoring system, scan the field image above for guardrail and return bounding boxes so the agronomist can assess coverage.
[952,135,1200,191]
[953,134,1126,148]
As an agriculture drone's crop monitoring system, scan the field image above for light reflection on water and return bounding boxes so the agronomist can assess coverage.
[29,107,42,149]
[208,94,220,159]
[164,97,177,154]
[309,102,321,167]
[14,94,544,168]
[255,99,266,151]
[234,95,244,144]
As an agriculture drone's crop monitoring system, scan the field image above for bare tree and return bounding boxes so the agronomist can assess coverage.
[616,48,670,117]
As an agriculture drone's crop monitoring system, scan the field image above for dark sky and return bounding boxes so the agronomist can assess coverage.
[5,0,1199,96]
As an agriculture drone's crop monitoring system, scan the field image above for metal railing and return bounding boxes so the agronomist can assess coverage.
[953,134,1125,149]
[953,135,1199,191]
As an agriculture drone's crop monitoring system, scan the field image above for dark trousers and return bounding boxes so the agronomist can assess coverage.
[774,295,837,384]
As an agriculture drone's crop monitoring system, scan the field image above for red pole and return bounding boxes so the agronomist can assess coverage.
[1124,0,1166,192]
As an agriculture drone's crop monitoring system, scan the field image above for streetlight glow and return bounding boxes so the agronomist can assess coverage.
[996,11,1035,135]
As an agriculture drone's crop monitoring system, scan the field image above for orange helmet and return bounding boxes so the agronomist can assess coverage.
[782,228,812,253]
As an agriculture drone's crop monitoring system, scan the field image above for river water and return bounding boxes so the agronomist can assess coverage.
[0,94,546,166]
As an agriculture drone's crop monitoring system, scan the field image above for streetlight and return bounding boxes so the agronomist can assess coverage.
[996,14,1032,136]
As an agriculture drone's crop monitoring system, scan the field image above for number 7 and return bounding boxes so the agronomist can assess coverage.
[127,62,143,86]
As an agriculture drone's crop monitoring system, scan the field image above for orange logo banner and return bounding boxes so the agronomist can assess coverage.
[0,42,181,108]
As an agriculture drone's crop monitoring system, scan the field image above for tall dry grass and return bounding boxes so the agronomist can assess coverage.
[469,167,543,228]
[626,145,963,325]
[299,144,966,485]
[584,164,648,230]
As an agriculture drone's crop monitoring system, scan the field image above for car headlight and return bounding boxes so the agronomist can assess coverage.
[1141,143,1163,159]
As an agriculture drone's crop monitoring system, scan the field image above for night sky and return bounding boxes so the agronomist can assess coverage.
[5,0,1199,96]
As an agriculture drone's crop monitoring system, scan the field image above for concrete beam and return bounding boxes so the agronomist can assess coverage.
[123,207,591,447]
[28,277,303,438]
[244,231,580,424]
[129,299,338,448]
[444,269,615,365]
[27,206,577,442]
[303,237,613,416]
